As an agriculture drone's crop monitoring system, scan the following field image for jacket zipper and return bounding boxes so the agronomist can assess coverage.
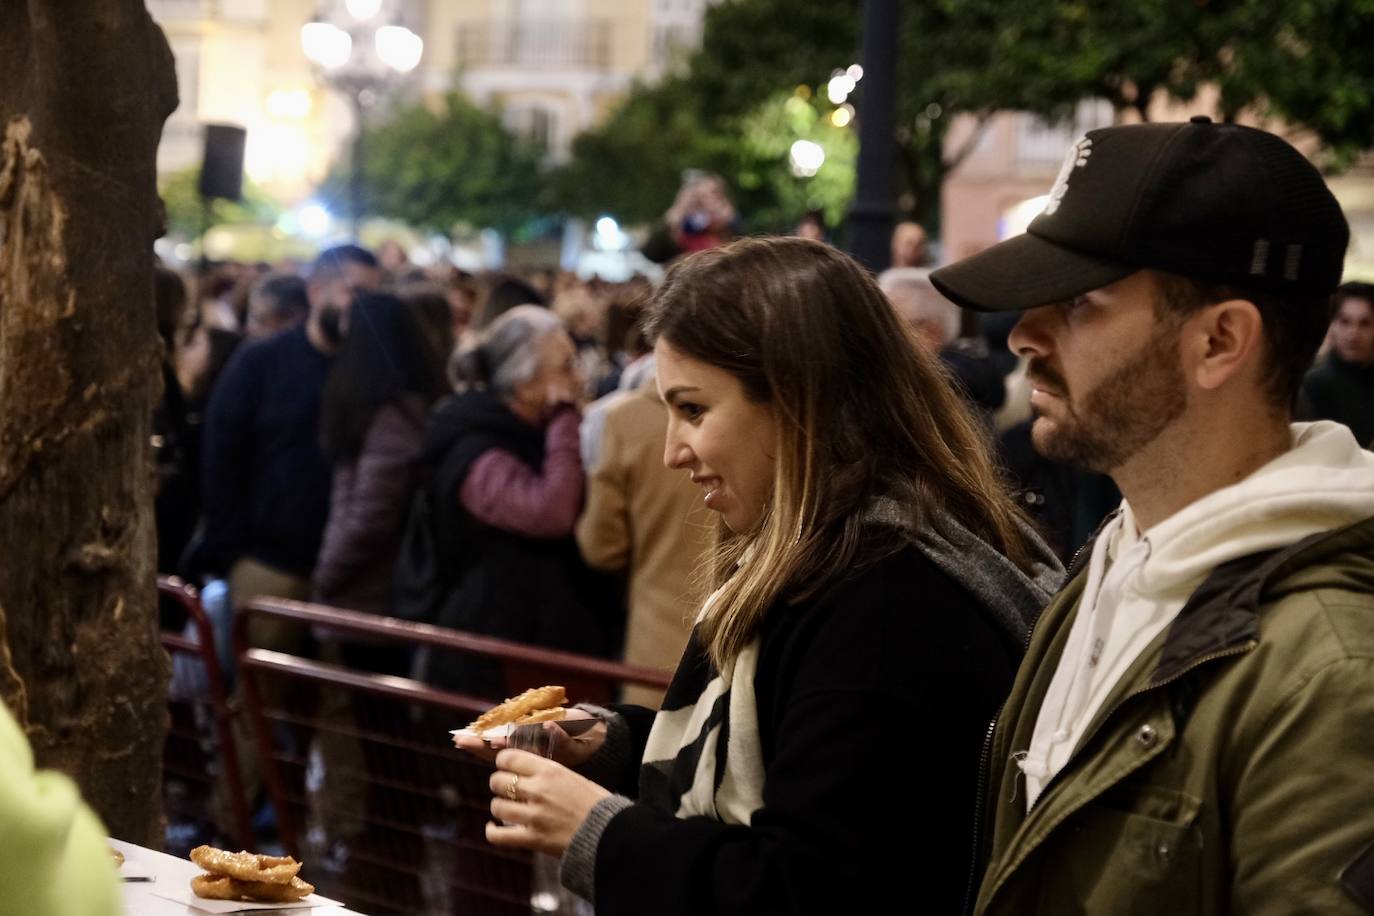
[1025,637,1259,815]
[965,532,1097,914]
[963,713,1000,916]
[964,582,1056,916]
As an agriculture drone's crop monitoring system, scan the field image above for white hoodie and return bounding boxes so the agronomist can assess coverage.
[1019,421,1374,810]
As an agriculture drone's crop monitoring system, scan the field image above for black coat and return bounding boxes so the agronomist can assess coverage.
[419,390,618,695]
[1299,352,1374,447]
[594,539,1025,916]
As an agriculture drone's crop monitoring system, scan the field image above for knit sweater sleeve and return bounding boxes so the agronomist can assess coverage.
[458,407,583,538]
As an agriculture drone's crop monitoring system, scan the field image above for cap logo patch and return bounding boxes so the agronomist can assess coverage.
[1284,244,1303,281]
[1043,137,1093,216]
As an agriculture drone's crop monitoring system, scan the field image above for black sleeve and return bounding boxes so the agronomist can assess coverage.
[197,346,258,576]
[604,703,657,797]
[590,552,1017,916]
[639,225,682,264]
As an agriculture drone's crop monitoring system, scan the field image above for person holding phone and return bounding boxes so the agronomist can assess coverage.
[643,172,741,263]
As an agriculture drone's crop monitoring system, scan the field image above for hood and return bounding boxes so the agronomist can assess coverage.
[870,498,1064,648]
[1124,421,1374,599]
[421,389,537,466]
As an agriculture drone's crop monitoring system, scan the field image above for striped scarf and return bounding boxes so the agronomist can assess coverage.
[634,505,1061,826]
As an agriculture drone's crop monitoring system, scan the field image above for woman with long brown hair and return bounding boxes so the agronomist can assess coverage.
[457,237,1062,914]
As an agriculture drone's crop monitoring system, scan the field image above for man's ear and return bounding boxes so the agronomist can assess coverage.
[1189,299,1266,392]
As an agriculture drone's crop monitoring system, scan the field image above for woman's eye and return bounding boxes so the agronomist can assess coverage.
[678,402,705,422]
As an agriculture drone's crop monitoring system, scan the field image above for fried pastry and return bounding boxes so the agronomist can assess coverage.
[468,686,567,733]
[189,845,300,884]
[191,873,315,902]
[515,706,568,725]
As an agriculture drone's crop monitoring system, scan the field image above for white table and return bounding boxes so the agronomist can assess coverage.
[110,839,368,916]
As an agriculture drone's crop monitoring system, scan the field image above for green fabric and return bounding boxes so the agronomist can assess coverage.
[975,515,1374,916]
[0,701,120,916]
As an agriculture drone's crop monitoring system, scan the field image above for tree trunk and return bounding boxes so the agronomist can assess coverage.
[0,0,178,844]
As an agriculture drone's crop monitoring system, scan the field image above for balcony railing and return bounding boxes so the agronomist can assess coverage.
[456,19,613,69]
[146,0,211,21]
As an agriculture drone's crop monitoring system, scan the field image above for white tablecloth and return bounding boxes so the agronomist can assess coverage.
[109,839,367,916]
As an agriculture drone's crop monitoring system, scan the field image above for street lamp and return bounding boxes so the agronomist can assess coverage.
[301,2,423,238]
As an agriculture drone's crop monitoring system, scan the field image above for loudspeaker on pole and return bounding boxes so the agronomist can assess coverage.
[198,123,247,202]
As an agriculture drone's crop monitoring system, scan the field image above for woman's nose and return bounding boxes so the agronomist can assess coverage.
[663,430,692,471]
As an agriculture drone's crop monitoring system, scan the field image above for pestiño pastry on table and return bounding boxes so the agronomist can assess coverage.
[188,845,313,902]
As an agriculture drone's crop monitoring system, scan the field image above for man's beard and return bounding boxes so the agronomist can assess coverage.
[317,304,346,348]
[1028,327,1187,473]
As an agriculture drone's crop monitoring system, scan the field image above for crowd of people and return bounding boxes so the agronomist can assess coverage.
[15,119,1374,916]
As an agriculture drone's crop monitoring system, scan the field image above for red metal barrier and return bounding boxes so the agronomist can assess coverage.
[234,598,670,916]
[157,575,254,852]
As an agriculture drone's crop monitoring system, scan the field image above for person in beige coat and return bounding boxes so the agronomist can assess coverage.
[577,377,711,706]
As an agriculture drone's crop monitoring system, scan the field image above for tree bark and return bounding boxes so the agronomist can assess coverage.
[0,0,178,844]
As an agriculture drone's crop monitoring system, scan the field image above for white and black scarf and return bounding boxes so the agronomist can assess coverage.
[635,506,1062,826]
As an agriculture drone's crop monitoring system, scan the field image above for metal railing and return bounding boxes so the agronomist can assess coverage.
[234,597,670,915]
[158,576,254,853]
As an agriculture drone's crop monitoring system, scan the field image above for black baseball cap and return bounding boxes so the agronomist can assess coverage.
[930,117,1350,312]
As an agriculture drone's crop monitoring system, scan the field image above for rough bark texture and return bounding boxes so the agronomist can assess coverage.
[0,0,178,844]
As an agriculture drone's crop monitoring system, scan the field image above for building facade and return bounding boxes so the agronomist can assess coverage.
[149,0,715,205]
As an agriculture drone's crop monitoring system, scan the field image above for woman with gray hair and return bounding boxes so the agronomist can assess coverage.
[415,305,619,694]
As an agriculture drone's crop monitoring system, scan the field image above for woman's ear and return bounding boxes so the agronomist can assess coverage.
[1190,298,1266,393]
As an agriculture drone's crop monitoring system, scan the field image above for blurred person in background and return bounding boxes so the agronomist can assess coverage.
[593,296,651,399]
[199,243,379,615]
[643,172,741,263]
[478,274,545,329]
[793,208,827,242]
[576,368,709,707]
[444,267,481,348]
[582,301,654,470]
[153,264,197,590]
[878,266,1005,424]
[890,220,929,268]
[376,239,411,286]
[244,274,309,340]
[397,280,458,368]
[415,305,618,696]
[197,243,379,834]
[314,292,450,670]
[307,293,451,866]
[553,283,611,400]
[1300,281,1374,444]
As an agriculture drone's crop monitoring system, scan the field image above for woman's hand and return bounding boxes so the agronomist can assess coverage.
[486,750,611,857]
[452,707,607,769]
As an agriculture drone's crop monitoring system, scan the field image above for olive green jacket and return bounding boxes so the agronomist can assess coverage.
[973,515,1374,916]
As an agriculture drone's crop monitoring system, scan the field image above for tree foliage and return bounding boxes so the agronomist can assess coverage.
[324,92,544,235]
[158,167,281,239]
[558,0,1374,233]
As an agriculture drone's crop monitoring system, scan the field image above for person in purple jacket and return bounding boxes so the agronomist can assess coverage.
[313,292,449,671]
[417,305,621,695]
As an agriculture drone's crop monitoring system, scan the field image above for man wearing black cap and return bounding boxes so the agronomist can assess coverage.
[932,119,1374,916]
